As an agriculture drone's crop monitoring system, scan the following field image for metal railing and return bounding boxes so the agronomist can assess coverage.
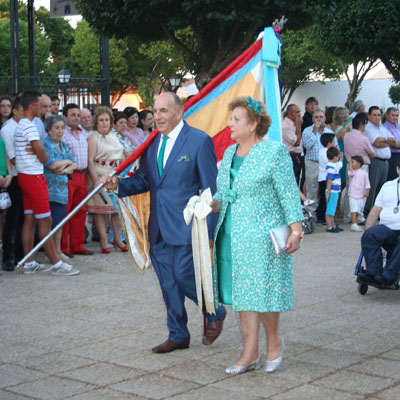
[0,75,107,109]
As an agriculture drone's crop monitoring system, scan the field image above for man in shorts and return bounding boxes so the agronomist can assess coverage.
[15,90,79,276]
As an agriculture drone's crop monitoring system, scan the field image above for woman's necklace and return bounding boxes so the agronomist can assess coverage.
[393,179,399,214]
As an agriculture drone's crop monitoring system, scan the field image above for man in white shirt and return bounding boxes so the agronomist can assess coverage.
[364,106,400,217]
[0,97,24,271]
[282,104,302,184]
[360,159,400,286]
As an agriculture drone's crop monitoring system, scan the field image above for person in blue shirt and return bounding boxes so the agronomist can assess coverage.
[43,115,77,261]
[325,147,343,233]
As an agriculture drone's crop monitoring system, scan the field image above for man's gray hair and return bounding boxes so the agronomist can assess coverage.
[44,114,66,133]
[352,100,364,112]
[386,107,398,115]
[312,107,325,116]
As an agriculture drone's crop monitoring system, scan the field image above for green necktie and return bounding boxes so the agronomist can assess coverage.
[157,135,169,177]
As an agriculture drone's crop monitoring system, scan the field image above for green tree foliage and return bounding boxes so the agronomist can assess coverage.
[71,21,130,106]
[389,85,400,107]
[280,27,342,110]
[0,18,50,76]
[314,0,400,82]
[35,6,75,71]
[73,0,310,88]
[0,1,75,76]
[136,27,197,107]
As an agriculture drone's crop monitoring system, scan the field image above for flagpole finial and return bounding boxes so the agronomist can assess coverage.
[272,16,288,32]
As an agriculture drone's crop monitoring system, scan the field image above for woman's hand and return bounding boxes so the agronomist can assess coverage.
[3,175,12,188]
[285,232,302,254]
[285,222,302,254]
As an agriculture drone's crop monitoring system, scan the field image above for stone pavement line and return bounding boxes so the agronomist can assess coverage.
[2,225,400,399]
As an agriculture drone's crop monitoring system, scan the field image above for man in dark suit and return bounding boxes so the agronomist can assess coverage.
[106,92,226,353]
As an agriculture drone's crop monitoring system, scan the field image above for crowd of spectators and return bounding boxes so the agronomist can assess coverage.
[0,91,153,275]
[1,89,399,276]
[282,96,400,233]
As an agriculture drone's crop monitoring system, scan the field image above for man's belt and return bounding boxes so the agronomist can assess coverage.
[74,169,87,174]
[289,152,301,156]
[374,157,389,162]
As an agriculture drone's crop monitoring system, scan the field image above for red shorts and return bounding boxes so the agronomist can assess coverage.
[17,173,51,219]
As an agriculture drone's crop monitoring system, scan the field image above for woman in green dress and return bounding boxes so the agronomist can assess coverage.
[210,97,303,375]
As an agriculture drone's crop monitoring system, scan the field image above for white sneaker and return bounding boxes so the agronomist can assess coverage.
[23,261,52,274]
[51,262,80,276]
[350,223,363,232]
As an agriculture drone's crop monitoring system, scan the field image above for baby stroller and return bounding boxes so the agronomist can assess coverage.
[355,237,400,295]
[302,200,314,234]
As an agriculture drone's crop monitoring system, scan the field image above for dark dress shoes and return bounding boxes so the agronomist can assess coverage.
[151,339,189,354]
[358,272,376,284]
[73,249,94,256]
[3,260,15,271]
[374,274,391,286]
[203,312,226,345]
[63,251,74,258]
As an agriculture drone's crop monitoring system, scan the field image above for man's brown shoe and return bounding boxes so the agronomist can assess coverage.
[73,249,94,256]
[203,312,226,345]
[151,339,189,354]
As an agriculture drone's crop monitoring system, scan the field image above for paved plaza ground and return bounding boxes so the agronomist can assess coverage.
[1,223,400,399]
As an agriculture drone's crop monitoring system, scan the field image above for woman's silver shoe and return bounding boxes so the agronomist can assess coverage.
[264,337,284,373]
[225,355,263,375]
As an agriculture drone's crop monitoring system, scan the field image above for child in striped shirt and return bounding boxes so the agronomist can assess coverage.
[325,147,343,233]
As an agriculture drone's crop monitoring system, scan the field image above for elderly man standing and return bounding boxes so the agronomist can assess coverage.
[350,99,365,119]
[79,108,93,139]
[61,104,93,257]
[282,104,303,184]
[384,107,400,181]
[104,92,226,353]
[33,94,51,140]
[302,109,334,216]
[364,106,400,217]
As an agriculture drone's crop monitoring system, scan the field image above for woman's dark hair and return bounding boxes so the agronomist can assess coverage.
[351,155,364,167]
[138,110,154,130]
[327,146,340,160]
[114,112,128,124]
[123,107,139,118]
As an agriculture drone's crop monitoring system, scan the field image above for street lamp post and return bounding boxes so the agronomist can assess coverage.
[169,77,181,92]
[58,68,71,107]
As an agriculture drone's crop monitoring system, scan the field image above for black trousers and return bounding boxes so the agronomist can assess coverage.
[2,176,24,263]
[316,180,327,222]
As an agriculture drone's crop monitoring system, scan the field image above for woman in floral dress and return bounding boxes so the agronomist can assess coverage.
[210,97,303,375]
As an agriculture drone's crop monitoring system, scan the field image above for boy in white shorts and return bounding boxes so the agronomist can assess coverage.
[347,155,370,232]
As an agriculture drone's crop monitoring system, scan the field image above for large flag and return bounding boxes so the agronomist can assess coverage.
[183,27,282,162]
[119,27,283,271]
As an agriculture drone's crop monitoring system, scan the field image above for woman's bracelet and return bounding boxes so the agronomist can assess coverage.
[291,230,304,240]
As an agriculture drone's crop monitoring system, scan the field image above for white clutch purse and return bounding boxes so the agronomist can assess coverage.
[269,225,291,255]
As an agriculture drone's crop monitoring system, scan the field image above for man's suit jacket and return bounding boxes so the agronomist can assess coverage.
[118,121,218,246]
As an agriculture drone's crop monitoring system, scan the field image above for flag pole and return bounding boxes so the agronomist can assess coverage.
[16,128,160,268]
